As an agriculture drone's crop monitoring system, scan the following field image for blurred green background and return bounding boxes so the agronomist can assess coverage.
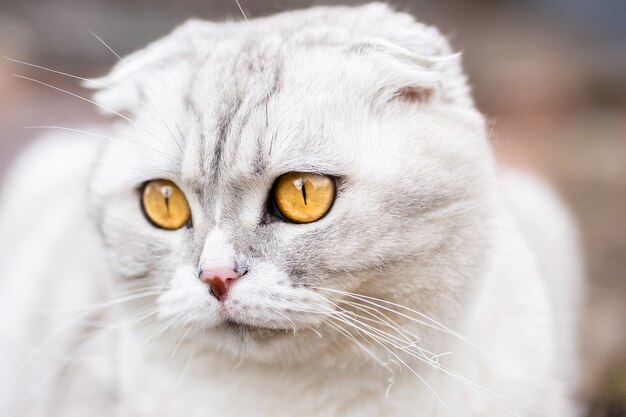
[0,0,624,415]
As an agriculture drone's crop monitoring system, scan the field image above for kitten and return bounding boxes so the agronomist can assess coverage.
[0,3,583,416]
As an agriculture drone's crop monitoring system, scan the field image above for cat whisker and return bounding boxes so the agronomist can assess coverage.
[329,305,541,417]
[339,301,457,364]
[88,30,122,60]
[3,55,114,89]
[338,305,440,363]
[11,73,178,156]
[12,74,134,125]
[384,333,545,416]
[171,327,198,391]
[306,290,542,416]
[269,308,298,333]
[12,288,166,315]
[3,54,184,152]
[365,330,456,417]
[308,286,439,348]
[384,341,533,417]
[331,309,430,362]
[313,286,486,354]
[171,325,194,358]
[325,313,456,417]
[307,326,323,338]
[323,319,390,369]
[303,294,434,361]
[136,314,185,357]
[67,305,162,337]
[234,0,249,22]
[339,300,422,345]
[21,125,123,142]
[444,200,491,218]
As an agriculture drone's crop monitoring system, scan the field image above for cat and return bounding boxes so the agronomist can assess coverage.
[0,3,583,416]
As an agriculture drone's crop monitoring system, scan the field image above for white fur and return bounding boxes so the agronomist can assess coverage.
[0,4,582,416]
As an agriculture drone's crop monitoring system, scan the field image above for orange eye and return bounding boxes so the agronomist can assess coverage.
[273,172,335,224]
[141,180,191,230]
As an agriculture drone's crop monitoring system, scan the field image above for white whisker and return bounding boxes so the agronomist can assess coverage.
[308,289,541,417]
[314,286,487,354]
[3,55,113,88]
[171,325,193,358]
[12,74,134,125]
[325,312,455,417]
[22,125,122,142]
[234,0,249,22]
[172,327,198,391]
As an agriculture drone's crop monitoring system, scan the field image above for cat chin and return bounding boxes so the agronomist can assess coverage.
[191,321,333,364]
[220,319,295,340]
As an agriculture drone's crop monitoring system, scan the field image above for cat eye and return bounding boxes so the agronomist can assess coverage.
[273,172,335,224]
[141,180,191,230]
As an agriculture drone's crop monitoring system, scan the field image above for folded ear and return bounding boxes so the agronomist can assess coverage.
[82,73,140,115]
[349,37,462,107]
[83,19,211,114]
[82,47,169,114]
[340,3,473,108]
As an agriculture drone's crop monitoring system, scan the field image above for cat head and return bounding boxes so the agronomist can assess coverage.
[88,3,496,364]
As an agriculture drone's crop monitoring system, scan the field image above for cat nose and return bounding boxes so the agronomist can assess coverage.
[199,268,241,301]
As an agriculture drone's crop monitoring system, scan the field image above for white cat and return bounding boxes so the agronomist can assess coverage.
[0,3,583,416]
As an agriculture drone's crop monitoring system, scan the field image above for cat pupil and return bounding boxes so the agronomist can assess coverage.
[162,186,172,212]
[301,180,307,205]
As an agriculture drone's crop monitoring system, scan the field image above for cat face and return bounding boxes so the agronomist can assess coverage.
[88,4,496,362]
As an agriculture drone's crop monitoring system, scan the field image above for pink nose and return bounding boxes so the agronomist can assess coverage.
[199,268,240,301]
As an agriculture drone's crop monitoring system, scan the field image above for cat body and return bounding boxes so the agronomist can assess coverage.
[0,4,582,416]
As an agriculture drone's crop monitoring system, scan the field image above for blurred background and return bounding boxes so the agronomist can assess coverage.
[0,0,624,415]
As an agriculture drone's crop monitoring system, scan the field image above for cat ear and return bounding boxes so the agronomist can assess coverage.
[341,3,472,107]
[82,73,140,114]
[82,19,209,114]
[82,49,163,115]
[354,37,461,106]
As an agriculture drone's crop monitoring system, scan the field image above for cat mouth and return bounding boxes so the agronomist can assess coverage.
[222,319,293,338]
